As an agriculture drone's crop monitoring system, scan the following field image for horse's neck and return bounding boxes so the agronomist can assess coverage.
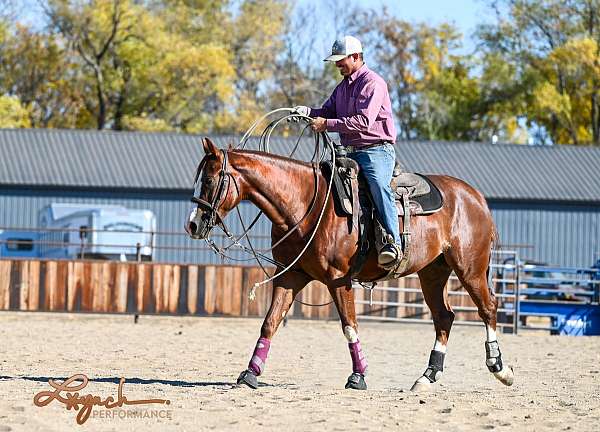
[231,152,318,231]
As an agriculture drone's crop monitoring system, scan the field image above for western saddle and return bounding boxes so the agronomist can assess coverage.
[321,148,443,281]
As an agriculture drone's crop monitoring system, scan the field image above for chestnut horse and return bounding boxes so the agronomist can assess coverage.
[186,137,514,391]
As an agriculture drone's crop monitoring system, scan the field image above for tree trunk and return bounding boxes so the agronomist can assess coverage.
[113,69,130,131]
[95,78,106,130]
[113,92,125,131]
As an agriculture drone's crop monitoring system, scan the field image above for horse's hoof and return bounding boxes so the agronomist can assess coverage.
[237,369,258,389]
[345,373,367,390]
[493,365,514,386]
[410,378,433,392]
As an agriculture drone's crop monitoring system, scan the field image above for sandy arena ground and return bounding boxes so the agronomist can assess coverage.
[0,311,599,431]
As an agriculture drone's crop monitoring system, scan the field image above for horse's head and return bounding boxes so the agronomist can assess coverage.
[185,137,241,239]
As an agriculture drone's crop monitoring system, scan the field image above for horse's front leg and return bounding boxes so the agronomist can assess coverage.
[237,272,309,389]
[328,279,368,390]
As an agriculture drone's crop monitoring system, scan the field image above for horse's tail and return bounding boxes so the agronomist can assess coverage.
[487,223,500,294]
[491,223,500,251]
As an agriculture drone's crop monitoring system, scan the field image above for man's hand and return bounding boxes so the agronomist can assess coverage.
[292,106,310,117]
[311,117,327,133]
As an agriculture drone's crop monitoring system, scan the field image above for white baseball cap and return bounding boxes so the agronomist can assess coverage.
[324,35,363,62]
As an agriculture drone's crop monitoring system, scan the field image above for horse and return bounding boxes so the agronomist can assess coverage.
[186,137,514,391]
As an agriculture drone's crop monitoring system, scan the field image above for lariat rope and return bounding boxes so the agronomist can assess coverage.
[246,130,336,301]
[199,108,337,306]
[240,108,335,304]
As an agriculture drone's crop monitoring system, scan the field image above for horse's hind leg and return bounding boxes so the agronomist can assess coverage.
[328,279,368,390]
[444,247,514,386]
[237,272,309,389]
[411,255,454,391]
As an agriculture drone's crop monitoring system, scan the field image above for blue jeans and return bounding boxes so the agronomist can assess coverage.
[348,144,400,244]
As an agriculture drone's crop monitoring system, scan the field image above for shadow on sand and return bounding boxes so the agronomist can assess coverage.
[0,375,283,388]
[0,375,232,388]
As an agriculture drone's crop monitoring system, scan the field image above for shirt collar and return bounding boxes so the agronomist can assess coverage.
[347,64,369,84]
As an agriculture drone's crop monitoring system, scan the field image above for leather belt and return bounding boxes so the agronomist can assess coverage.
[345,141,393,153]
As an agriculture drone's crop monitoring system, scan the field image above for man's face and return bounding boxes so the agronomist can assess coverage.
[335,54,360,77]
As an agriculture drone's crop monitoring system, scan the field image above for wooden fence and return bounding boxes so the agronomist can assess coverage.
[0,258,478,320]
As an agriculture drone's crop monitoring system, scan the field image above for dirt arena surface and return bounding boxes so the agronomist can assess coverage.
[0,312,598,431]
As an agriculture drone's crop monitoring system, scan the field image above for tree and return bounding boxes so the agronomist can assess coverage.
[42,0,236,131]
[213,0,288,132]
[477,0,600,145]
[411,22,483,140]
[2,0,292,133]
[0,24,85,128]
[43,0,128,129]
[266,0,368,117]
[473,51,531,143]
[141,0,236,132]
[0,95,32,128]
[355,10,483,141]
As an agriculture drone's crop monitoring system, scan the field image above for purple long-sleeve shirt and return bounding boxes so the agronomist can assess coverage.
[310,64,396,148]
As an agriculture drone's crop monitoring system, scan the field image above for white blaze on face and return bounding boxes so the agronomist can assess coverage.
[194,178,203,198]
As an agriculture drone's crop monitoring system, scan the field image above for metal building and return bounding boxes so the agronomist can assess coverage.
[1,128,599,267]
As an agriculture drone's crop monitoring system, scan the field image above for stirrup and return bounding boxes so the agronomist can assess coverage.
[378,243,402,268]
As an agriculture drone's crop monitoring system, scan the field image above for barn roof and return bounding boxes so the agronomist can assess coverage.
[1,128,599,203]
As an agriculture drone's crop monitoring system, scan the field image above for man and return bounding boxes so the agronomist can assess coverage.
[294,35,401,268]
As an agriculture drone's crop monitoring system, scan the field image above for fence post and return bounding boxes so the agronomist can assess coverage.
[78,226,88,260]
[150,231,155,260]
[513,251,520,335]
[136,242,142,262]
[593,266,600,304]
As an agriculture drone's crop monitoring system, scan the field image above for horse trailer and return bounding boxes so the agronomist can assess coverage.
[0,230,41,259]
[37,203,156,261]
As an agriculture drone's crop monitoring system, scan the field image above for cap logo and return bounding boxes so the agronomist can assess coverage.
[332,40,345,55]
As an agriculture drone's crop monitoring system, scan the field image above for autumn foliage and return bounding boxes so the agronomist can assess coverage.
[0,0,598,145]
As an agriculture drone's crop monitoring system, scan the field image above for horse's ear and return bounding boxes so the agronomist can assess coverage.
[227,142,233,150]
[202,137,218,155]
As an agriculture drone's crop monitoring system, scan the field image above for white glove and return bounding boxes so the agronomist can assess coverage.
[292,106,311,117]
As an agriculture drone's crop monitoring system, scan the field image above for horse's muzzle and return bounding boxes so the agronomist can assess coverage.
[186,208,212,239]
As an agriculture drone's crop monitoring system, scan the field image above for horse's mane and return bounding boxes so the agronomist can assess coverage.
[230,149,316,171]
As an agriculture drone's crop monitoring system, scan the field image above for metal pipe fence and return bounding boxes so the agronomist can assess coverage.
[355,250,521,331]
[0,225,276,263]
[2,226,598,334]
[355,249,600,334]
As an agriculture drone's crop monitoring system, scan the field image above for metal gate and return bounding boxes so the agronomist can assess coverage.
[356,249,600,335]
[356,250,520,332]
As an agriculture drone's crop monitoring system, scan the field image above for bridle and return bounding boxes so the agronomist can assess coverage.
[191,149,231,234]
[190,149,291,269]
